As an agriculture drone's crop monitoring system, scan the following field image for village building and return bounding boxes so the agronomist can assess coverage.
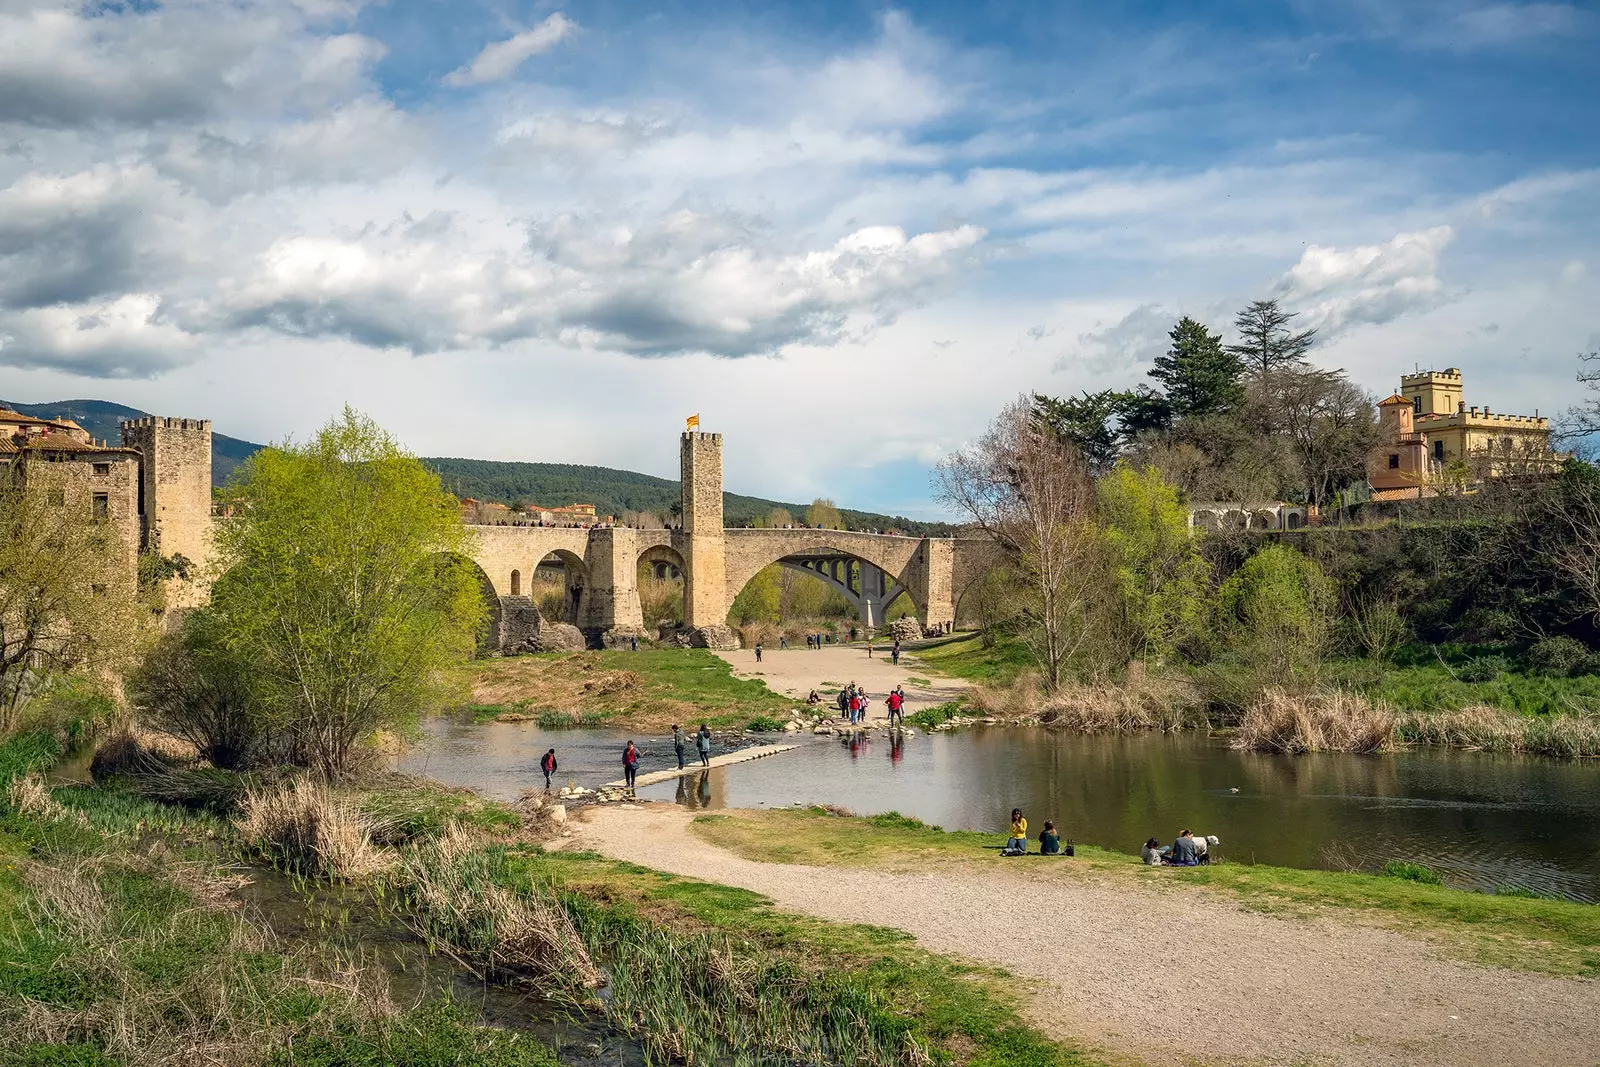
[1369,367,1557,500]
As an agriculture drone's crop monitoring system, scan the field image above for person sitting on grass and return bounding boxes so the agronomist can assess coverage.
[1039,821,1062,856]
[1141,837,1165,866]
[806,690,822,704]
[1002,809,1027,855]
[1168,829,1200,866]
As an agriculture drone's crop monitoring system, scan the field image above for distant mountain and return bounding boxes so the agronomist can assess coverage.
[2,399,953,533]
[422,457,954,535]
[1,398,263,487]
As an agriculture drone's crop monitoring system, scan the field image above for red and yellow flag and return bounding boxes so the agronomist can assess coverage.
[686,414,700,430]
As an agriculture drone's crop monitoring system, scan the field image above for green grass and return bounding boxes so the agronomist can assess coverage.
[1381,860,1445,885]
[689,807,1600,979]
[459,649,802,730]
[914,633,1034,686]
[516,847,1101,1067]
[1332,659,1600,716]
[903,700,965,729]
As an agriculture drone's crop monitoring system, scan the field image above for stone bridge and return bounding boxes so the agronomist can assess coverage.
[459,432,1001,649]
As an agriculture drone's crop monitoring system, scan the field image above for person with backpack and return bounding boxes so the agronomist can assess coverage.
[754,642,763,663]
[540,748,557,790]
[622,741,640,791]
[696,723,713,767]
[672,724,686,770]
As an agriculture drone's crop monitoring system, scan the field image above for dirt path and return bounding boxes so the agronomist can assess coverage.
[568,804,1600,1067]
[716,644,969,720]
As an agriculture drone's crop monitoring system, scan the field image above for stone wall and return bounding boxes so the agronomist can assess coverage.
[680,432,726,628]
[17,449,142,570]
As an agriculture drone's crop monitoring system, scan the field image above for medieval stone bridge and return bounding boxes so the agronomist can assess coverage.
[465,432,1001,649]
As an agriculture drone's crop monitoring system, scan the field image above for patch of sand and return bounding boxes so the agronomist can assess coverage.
[569,804,1600,1067]
[715,645,969,720]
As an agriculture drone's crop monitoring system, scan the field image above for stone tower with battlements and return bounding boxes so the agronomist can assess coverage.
[121,416,214,604]
[679,431,726,627]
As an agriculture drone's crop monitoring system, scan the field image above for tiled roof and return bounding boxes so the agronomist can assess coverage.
[1370,486,1422,502]
[1377,394,1411,406]
[20,433,136,454]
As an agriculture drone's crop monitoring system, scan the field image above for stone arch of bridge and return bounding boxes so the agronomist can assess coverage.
[636,544,687,625]
[722,530,928,626]
[534,548,589,625]
[776,557,908,625]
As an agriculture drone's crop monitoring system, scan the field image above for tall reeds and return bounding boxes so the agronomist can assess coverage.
[1233,690,1396,754]
[237,779,391,880]
[968,671,1205,733]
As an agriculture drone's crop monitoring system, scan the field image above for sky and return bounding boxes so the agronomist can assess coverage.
[0,0,1596,517]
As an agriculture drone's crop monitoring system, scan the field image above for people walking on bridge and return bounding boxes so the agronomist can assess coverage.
[696,723,712,767]
[540,748,557,790]
[622,741,640,791]
[672,724,686,770]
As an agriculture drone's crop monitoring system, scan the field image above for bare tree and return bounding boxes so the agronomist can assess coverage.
[935,398,1106,689]
[1266,367,1377,510]
[1552,470,1600,628]
[1556,348,1599,454]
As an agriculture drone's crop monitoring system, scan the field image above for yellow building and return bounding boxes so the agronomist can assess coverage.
[1370,367,1557,499]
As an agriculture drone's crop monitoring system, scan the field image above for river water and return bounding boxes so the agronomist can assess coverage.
[400,717,1600,903]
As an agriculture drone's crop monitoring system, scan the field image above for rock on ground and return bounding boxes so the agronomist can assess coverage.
[534,622,587,652]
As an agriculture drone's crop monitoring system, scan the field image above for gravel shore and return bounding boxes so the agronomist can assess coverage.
[569,804,1600,1067]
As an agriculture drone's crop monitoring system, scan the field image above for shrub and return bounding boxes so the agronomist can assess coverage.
[1525,636,1591,677]
[237,780,390,880]
[1214,545,1336,695]
[1457,655,1509,683]
[904,701,965,729]
[1381,859,1445,885]
[131,614,265,770]
[744,715,787,732]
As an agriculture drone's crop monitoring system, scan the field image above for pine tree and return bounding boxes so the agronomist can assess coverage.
[1226,299,1317,377]
[1148,317,1243,419]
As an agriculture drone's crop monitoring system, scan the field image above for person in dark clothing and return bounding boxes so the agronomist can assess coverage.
[672,724,686,770]
[754,643,762,663]
[630,635,639,652]
[540,748,557,790]
[623,741,640,790]
[1039,821,1062,855]
[696,723,712,767]
[891,642,900,666]
[1169,829,1200,866]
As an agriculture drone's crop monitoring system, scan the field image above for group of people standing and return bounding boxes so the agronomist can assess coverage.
[835,683,907,725]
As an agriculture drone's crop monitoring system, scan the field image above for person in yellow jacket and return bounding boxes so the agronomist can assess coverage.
[1004,808,1028,855]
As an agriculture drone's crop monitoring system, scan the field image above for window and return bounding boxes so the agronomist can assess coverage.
[92,493,109,520]
[47,487,64,506]
[510,569,521,596]
[1387,454,1400,469]
[93,463,110,475]
[1433,441,1445,461]
[1413,396,1422,413]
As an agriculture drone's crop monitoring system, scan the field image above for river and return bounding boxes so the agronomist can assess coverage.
[399,717,1600,903]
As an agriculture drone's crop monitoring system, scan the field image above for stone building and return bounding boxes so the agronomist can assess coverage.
[1369,367,1557,500]
[0,419,143,568]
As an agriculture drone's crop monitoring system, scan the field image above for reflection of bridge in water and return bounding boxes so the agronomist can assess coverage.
[461,431,1001,649]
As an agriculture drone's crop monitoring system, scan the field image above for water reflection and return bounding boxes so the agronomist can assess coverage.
[401,718,1600,902]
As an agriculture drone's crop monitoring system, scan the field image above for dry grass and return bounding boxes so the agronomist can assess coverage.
[399,825,602,988]
[1233,690,1396,754]
[237,779,393,880]
[6,773,60,818]
[1396,705,1600,758]
[968,671,1204,733]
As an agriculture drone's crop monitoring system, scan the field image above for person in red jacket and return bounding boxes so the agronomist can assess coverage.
[886,687,905,727]
[623,740,640,791]
[540,748,557,790]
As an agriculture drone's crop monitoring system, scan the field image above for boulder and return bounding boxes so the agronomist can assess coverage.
[887,617,923,644]
[683,624,742,651]
[602,627,649,649]
[535,622,587,652]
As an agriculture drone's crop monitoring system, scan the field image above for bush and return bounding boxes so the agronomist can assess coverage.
[1381,859,1444,885]
[904,700,965,729]
[131,614,265,770]
[1525,636,1591,677]
[744,715,787,732]
[1457,655,1509,683]
[1214,545,1336,695]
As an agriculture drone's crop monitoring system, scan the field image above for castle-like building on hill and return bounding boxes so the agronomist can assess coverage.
[1,408,214,601]
[1368,367,1557,500]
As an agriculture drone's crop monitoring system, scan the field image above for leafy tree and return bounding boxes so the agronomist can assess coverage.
[210,408,486,776]
[1268,366,1377,509]
[1115,386,1173,439]
[1216,544,1335,690]
[1033,391,1128,473]
[805,498,842,530]
[1227,299,1317,377]
[728,565,781,624]
[0,471,150,736]
[1149,317,1244,419]
[1097,465,1209,662]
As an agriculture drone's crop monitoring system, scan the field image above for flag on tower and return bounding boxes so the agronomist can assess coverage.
[686,414,700,430]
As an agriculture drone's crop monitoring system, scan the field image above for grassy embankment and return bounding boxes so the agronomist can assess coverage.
[454,648,805,732]
[690,807,1600,979]
[2,731,1096,1067]
[911,633,1600,756]
[0,734,559,1067]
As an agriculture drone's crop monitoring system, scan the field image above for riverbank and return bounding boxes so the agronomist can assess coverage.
[1,731,1089,1067]
[570,803,1600,1067]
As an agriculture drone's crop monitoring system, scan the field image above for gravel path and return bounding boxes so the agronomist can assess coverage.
[715,644,970,719]
[570,804,1600,1067]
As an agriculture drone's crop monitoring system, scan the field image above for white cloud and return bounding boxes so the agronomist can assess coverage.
[1274,226,1455,338]
[444,14,577,87]
[0,294,199,377]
